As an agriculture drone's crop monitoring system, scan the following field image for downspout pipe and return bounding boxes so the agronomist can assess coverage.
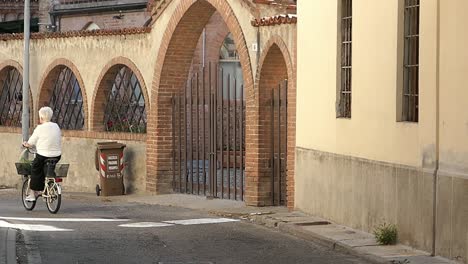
[431,0,441,257]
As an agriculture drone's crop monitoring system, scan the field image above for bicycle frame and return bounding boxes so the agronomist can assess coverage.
[24,176,62,200]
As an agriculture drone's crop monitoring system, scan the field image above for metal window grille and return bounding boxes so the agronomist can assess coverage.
[339,0,352,118]
[104,66,147,133]
[49,67,85,130]
[0,67,24,127]
[403,0,419,122]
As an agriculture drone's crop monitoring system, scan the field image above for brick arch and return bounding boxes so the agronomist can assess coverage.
[37,58,88,130]
[148,0,254,195]
[0,60,34,127]
[255,35,296,207]
[91,56,149,132]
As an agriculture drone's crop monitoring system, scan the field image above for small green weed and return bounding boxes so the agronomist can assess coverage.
[374,222,398,245]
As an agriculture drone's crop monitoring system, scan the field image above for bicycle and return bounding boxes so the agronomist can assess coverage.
[15,148,69,214]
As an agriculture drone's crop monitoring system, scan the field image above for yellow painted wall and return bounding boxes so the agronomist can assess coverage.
[297,0,468,262]
[297,0,438,168]
[439,0,468,177]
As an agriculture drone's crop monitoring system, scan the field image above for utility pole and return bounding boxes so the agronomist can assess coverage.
[22,0,30,142]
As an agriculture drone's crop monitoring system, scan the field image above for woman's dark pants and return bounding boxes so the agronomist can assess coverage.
[30,154,61,191]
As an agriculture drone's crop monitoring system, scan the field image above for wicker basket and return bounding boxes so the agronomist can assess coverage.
[15,162,69,177]
[15,162,32,175]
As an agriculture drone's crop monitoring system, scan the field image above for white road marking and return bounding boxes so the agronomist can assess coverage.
[0,216,129,222]
[163,218,239,225]
[0,220,72,232]
[119,222,174,228]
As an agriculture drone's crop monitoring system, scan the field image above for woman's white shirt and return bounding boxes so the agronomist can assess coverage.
[27,122,62,157]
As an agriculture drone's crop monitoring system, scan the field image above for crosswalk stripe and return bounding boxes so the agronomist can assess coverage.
[0,220,73,232]
[163,218,239,225]
[119,222,174,228]
[0,216,129,222]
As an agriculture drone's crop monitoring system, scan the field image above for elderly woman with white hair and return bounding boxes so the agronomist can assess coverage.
[22,106,62,201]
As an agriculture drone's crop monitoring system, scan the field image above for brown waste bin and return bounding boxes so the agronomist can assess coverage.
[95,142,126,196]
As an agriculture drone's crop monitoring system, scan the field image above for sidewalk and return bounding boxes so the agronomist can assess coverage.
[65,192,457,264]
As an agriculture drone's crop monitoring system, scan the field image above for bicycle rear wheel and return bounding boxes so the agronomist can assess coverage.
[21,178,36,211]
[46,181,61,214]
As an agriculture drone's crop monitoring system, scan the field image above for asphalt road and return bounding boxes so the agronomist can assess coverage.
[0,189,370,264]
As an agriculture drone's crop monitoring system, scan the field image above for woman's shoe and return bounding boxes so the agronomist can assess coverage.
[25,192,36,202]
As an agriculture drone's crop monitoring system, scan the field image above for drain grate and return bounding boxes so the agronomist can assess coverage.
[294,221,331,226]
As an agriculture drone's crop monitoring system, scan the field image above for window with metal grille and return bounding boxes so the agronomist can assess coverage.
[338,0,352,118]
[49,67,85,130]
[103,66,146,133]
[403,0,419,122]
[0,67,25,127]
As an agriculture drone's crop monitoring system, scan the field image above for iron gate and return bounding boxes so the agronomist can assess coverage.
[270,80,288,206]
[172,64,245,201]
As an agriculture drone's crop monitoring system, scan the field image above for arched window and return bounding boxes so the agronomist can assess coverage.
[84,22,100,31]
[0,67,26,127]
[48,67,85,130]
[103,66,146,133]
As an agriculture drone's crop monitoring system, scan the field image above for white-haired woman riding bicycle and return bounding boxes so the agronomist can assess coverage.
[22,106,62,202]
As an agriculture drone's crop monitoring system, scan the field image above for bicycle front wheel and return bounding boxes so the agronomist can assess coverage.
[46,182,61,214]
[21,178,36,211]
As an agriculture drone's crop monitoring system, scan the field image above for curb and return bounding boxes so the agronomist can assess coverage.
[250,216,391,264]
[281,223,390,264]
[6,228,17,264]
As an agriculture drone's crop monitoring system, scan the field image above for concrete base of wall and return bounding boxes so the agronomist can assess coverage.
[0,132,147,194]
[295,147,468,264]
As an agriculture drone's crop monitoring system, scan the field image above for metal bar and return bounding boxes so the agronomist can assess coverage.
[207,68,212,197]
[190,77,194,194]
[215,91,218,197]
[6,70,19,126]
[172,94,176,191]
[234,77,237,200]
[240,84,244,201]
[202,66,206,195]
[220,67,224,199]
[213,63,218,198]
[55,69,73,127]
[211,93,215,197]
[284,79,288,204]
[184,84,188,193]
[277,83,282,205]
[196,72,200,195]
[271,88,275,205]
[227,74,231,199]
[178,94,182,192]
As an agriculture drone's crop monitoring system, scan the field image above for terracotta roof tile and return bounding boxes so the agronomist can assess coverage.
[0,27,151,41]
[251,14,297,27]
